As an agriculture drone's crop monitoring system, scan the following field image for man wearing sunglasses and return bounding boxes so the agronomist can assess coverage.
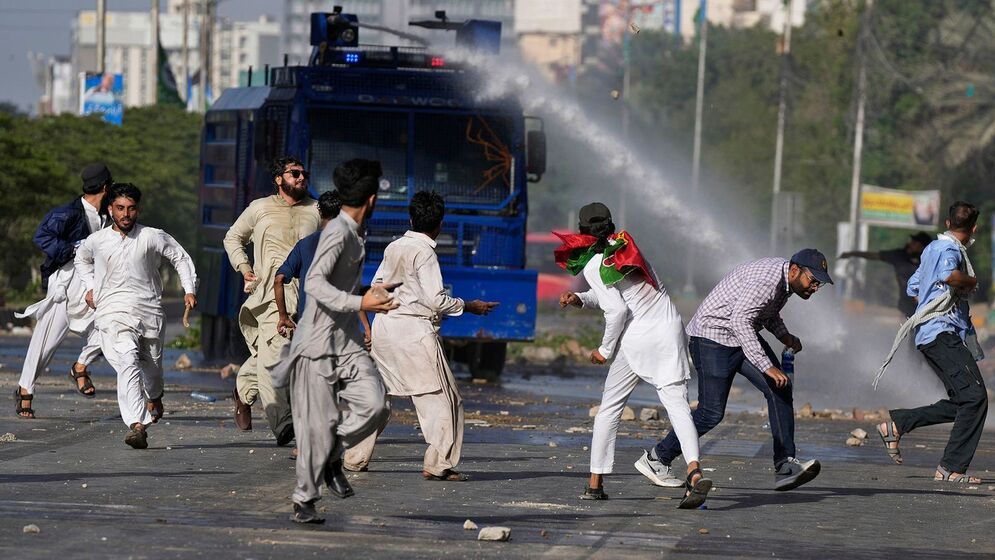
[223,156,321,444]
[637,249,832,492]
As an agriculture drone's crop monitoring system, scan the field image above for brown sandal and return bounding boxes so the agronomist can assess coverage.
[69,366,96,398]
[14,388,35,419]
[423,469,469,481]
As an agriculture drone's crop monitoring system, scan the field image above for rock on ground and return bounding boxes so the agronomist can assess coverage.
[463,519,478,530]
[478,526,511,541]
[621,406,636,421]
[639,408,659,422]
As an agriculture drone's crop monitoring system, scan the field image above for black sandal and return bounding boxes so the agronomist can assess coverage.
[69,366,96,398]
[581,486,608,500]
[677,468,712,510]
[14,388,35,419]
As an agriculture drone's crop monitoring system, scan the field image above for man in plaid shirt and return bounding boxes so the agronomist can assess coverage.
[634,249,832,491]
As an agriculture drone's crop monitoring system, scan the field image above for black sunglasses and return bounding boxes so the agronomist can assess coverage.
[284,169,310,180]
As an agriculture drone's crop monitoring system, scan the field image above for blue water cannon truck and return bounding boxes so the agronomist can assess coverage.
[196,8,546,378]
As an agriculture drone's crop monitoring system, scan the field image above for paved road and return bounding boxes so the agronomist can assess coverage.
[0,333,993,559]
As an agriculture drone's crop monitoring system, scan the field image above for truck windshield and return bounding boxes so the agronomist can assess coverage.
[308,108,516,208]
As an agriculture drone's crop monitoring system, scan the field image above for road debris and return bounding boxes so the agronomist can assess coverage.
[850,428,868,439]
[845,437,864,447]
[698,528,710,535]
[0,432,17,443]
[621,406,636,421]
[610,90,621,100]
[639,408,659,422]
[463,519,478,530]
[478,526,511,541]
[174,353,192,370]
[23,524,41,534]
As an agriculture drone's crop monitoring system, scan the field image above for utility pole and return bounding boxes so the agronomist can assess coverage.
[96,0,106,74]
[845,60,867,299]
[198,0,211,111]
[182,0,189,102]
[151,0,159,104]
[619,7,632,228]
[684,0,707,295]
[769,0,793,254]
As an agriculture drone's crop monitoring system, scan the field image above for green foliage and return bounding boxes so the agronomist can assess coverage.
[0,106,202,297]
[167,317,202,349]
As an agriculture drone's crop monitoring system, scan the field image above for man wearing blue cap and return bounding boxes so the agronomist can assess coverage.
[635,249,831,492]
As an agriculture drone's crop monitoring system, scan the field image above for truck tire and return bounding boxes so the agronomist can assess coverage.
[468,341,506,381]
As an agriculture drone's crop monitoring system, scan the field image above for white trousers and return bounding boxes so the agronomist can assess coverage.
[18,301,101,394]
[590,352,699,474]
[99,323,165,428]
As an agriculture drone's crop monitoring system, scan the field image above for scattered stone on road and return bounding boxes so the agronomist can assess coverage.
[0,432,16,442]
[845,437,864,447]
[174,353,192,370]
[463,519,478,531]
[621,406,636,421]
[478,526,511,541]
[698,528,709,535]
[850,428,868,439]
[798,403,814,418]
[639,408,659,422]
[23,524,40,534]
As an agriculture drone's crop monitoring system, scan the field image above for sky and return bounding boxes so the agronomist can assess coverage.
[0,0,277,113]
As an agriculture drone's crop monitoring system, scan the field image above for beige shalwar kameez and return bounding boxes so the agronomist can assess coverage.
[346,231,465,476]
[223,194,319,435]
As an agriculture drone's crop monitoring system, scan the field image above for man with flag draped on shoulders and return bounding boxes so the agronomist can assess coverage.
[556,202,712,510]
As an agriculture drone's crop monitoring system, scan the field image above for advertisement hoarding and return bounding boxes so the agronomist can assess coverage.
[79,72,124,125]
[859,184,940,230]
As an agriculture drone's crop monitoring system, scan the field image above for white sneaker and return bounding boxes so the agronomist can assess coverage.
[634,450,684,487]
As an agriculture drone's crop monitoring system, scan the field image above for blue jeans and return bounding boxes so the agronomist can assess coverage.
[653,336,796,467]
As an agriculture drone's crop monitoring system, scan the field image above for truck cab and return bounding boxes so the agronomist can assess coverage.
[197,10,545,378]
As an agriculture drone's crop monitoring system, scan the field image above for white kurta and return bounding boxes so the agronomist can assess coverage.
[75,224,197,427]
[577,252,699,473]
[577,254,692,387]
[16,198,106,393]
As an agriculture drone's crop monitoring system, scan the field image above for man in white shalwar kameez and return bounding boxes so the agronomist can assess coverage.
[558,203,711,509]
[75,183,197,449]
[15,164,111,418]
[270,159,395,524]
[344,191,497,480]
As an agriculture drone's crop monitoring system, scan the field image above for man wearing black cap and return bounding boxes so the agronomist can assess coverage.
[638,250,832,492]
[839,231,933,317]
[14,163,110,419]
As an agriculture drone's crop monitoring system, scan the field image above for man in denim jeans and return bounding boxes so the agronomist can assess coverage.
[634,249,831,491]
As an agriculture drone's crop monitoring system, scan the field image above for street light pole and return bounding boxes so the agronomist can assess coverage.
[770,0,793,254]
[620,9,632,228]
[845,60,867,300]
[182,0,189,102]
[684,0,707,295]
[96,0,106,74]
[151,0,159,104]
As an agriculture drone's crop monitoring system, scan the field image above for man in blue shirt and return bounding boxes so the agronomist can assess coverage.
[877,201,987,484]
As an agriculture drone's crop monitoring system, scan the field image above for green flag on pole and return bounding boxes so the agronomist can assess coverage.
[157,36,184,107]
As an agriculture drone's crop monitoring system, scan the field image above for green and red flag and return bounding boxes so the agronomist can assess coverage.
[552,230,658,289]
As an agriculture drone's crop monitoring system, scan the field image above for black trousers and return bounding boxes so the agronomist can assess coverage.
[890,332,988,473]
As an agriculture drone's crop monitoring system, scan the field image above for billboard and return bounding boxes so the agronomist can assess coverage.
[859,184,940,229]
[79,72,124,125]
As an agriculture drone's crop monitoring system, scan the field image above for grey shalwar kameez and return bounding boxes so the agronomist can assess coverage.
[272,212,388,505]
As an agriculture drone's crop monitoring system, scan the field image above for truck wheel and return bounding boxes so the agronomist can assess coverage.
[469,342,506,380]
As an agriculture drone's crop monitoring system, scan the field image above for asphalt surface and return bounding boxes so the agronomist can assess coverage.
[0,331,993,559]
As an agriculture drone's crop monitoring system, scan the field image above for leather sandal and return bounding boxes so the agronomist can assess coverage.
[423,469,469,481]
[69,366,96,398]
[877,422,902,464]
[14,388,35,419]
[677,468,712,509]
